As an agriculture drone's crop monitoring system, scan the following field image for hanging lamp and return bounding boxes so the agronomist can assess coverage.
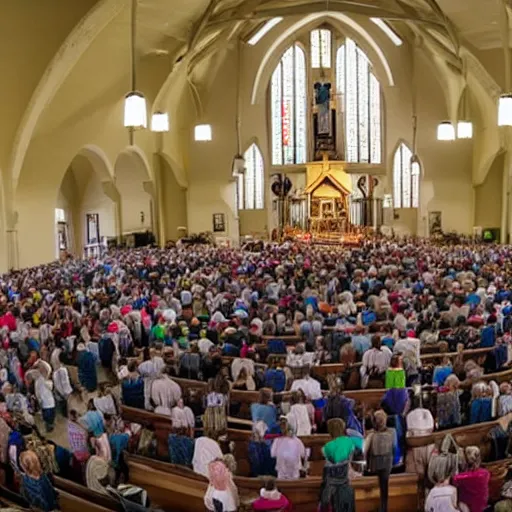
[150,111,169,132]
[124,0,147,129]
[437,121,456,141]
[194,124,212,141]
[232,38,245,177]
[498,0,512,126]
[151,53,171,133]
[410,42,421,175]
[189,78,212,141]
[457,61,473,138]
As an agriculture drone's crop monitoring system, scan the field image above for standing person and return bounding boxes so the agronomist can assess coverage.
[19,450,59,512]
[365,410,396,512]
[52,353,73,415]
[34,366,56,433]
[452,446,490,512]
[252,477,291,512]
[251,389,277,434]
[360,335,392,389]
[77,343,97,392]
[204,459,239,512]
[270,419,306,480]
[203,375,229,439]
[287,391,313,436]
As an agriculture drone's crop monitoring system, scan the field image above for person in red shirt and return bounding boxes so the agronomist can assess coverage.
[452,446,490,512]
[252,477,291,512]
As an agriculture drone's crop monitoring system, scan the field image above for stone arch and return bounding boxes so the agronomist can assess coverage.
[56,145,119,258]
[8,0,124,191]
[251,12,395,105]
[114,146,155,237]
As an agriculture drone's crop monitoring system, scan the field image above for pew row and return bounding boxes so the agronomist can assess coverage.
[125,452,419,512]
[0,483,117,512]
[407,412,512,461]
[173,376,389,418]
[120,405,329,476]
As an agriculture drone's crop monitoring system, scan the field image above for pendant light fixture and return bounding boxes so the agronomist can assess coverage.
[457,61,473,138]
[194,124,212,141]
[437,121,456,141]
[124,0,147,130]
[498,0,512,126]
[151,53,170,133]
[410,41,421,175]
[150,111,169,132]
[190,78,212,142]
[232,38,245,177]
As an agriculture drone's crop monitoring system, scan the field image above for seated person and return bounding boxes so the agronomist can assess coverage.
[252,477,291,511]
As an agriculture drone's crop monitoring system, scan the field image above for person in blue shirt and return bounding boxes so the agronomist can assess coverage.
[480,317,497,348]
[351,325,371,357]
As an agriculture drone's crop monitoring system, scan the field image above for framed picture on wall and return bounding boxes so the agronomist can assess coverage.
[213,213,225,233]
[428,211,442,236]
[86,213,100,244]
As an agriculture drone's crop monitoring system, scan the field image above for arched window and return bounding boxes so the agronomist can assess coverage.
[271,44,307,165]
[336,39,381,164]
[393,142,419,208]
[238,144,264,210]
[311,29,331,68]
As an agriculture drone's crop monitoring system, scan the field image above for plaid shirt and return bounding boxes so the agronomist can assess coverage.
[68,421,89,454]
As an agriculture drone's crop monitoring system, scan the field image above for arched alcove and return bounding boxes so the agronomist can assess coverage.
[114,146,154,237]
[56,146,118,258]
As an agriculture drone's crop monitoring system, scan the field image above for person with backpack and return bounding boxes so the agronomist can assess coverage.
[365,410,396,512]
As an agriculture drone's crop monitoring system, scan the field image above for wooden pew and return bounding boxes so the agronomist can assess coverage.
[125,452,418,512]
[120,405,173,458]
[53,477,121,512]
[406,412,512,461]
[0,483,117,512]
[120,405,329,476]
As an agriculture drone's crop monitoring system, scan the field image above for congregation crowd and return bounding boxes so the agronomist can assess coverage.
[3,239,512,511]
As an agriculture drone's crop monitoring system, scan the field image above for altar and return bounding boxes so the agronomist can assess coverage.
[305,155,352,235]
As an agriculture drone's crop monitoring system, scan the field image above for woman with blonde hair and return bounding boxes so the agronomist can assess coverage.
[19,450,59,512]
[452,446,490,512]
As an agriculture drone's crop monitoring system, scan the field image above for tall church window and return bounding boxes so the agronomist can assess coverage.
[271,44,307,165]
[393,142,419,208]
[311,29,331,68]
[336,39,381,164]
[239,144,264,210]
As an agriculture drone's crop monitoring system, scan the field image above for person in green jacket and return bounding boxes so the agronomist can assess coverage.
[385,355,406,389]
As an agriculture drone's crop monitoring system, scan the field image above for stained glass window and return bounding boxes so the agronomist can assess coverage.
[336,39,381,163]
[311,29,331,68]
[239,144,264,210]
[393,142,419,208]
[271,44,307,165]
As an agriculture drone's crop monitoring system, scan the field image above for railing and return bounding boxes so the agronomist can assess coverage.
[350,197,383,228]
[83,239,107,259]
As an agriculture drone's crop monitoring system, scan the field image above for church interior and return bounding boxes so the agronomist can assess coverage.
[1,0,512,269]
[6,3,512,512]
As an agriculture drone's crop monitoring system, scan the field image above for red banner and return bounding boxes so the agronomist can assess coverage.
[282,100,290,146]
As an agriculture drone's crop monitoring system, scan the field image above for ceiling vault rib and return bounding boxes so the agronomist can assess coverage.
[420,0,460,54]
[188,0,221,52]
[210,1,444,26]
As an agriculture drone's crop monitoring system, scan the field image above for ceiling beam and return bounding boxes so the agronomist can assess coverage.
[412,25,462,70]
[210,1,444,26]
[188,0,221,52]
[420,0,460,54]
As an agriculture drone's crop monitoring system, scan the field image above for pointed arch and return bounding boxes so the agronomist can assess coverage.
[336,39,381,164]
[393,142,419,209]
[239,143,264,210]
[271,43,307,166]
